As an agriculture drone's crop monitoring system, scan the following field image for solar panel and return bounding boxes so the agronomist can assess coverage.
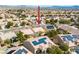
[7,50,15,54]
[14,48,28,54]
[66,35,73,41]
[61,36,68,41]
[61,35,79,42]
[75,46,79,54]
[61,35,73,41]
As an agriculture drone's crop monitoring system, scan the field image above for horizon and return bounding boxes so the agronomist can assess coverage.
[0,0,79,6]
[1,5,79,7]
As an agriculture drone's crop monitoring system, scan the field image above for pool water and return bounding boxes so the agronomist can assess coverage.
[32,38,47,46]
[47,25,54,29]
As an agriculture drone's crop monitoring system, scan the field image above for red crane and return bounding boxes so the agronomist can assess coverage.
[37,6,41,25]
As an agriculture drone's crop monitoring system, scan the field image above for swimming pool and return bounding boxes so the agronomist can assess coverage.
[46,25,54,29]
[32,38,47,46]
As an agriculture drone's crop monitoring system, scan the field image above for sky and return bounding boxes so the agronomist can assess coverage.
[0,0,79,6]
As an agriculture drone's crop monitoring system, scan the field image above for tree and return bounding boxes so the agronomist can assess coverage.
[0,26,2,29]
[77,17,79,22]
[16,31,26,43]
[50,20,55,24]
[46,30,58,38]
[54,19,58,23]
[59,43,69,51]
[31,15,35,17]
[20,14,26,19]
[56,29,62,34]
[14,24,18,27]
[46,46,63,54]
[0,17,3,19]
[70,18,74,22]
[20,21,26,26]
[24,34,29,39]
[4,39,11,45]
[46,20,50,24]
[59,19,71,24]
[46,19,56,24]
[36,48,42,54]
[48,11,51,14]
[5,22,13,28]
[56,29,70,34]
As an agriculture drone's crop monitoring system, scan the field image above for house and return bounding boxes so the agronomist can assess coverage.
[54,34,79,47]
[6,46,32,54]
[0,31,16,40]
[32,27,46,33]
[23,36,56,53]
[58,24,79,35]
[20,28,34,35]
[74,46,79,54]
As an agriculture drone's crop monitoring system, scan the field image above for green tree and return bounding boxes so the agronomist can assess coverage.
[46,46,63,54]
[16,31,26,43]
[77,17,79,22]
[20,21,26,26]
[5,22,13,28]
[20,14,26,19]
[24,34,29,39]
[50,20,55,24]
[54,19,58,23]
[56,29,70,34]
[31,15,36,17]
[46,19,55,24]
[59,43,69,51]
[14,24,18,27]
[4,39,11,45]
[0,26,2,29]
[46,30,58,38]
[36,48,42,54]
[59,19,71,24]
[56,29,62,34]
[48,11,51,14]
[46,20,50,24]
[0,17,3,19]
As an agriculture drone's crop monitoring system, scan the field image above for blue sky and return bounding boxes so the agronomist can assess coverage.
[0,0,79,5]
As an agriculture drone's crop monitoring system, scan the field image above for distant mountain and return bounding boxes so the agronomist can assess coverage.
[0,5,37,9]
[47,6,79,9]
[0,5,79,9]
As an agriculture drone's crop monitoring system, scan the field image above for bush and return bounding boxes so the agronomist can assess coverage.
[0,17,3,19]
[20,21,26,26]
[59,43,69,51]
[46,30,58,38]
[46,46,63,54]
[59,19,71,24]
[4,39,11,45]
[16,31,26,43]
[5,22,13,28]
